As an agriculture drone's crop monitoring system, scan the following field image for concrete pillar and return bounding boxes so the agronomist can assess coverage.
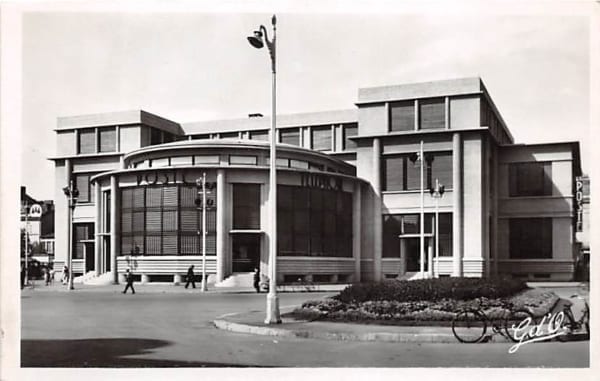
[427,238,434,277]
[400,239,407,274]
[452,133,463,277]
[372,138,382,282]
[216,169,226,282]
[141,274,149,284]
[414,100,419,130]
[173,274,182,285]
[94,182,102,275]
[110,175,118,284]
[352,182,362,282]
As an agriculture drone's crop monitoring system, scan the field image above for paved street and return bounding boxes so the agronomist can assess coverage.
[20,285,589,368]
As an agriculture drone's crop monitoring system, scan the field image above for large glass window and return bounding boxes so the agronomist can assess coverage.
[509,218,552,259]
[74,174,92,203]
[73,223,94,259]
[120,184,217,256]
[382,213,449,258]
[278,185,352,257]
[383,152,452,191]
[509,162,552,197]
[311,126,332,151]
[419,98,445,130]
[99,127,116,152]
[390,101,415,132]
[78,129,96,154]
[233,184,260,229]
[250,130,269,141]
[343,123,358,150]
[280,128,300,146]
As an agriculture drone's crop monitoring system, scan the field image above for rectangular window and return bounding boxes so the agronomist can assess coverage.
[383,152,453,191]
[151,158,169,168]
[78,129,96,154]
[191,134,210,140]
[233,184,261,229]
[438,213,453,257]
[194,155,220,165]
[311,126,332,151]
[509,162,553,197]
[280,128,300,146]
[220,132,239,139]
[72,223,94,259]
[170,156,192,166]
[229,155,257,165]
[290,159,309,169]
[509,218,553,259]
[250,130,269,141]
[390,101,415,132]
[343,123,358,150]
[74,174,91,203]
[419,98,445,130]
[99,127,116,153]
[382,214,443,258]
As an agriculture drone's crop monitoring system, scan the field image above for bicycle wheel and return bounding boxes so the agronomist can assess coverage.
[504,309,535,343]
[452,309,487,343]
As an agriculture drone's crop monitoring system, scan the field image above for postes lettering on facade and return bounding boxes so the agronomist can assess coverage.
[575,177,584,232]
[300,173,343,191]
[136,170,216,190]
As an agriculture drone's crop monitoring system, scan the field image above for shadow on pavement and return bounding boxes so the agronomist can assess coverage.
[22,338,260,367]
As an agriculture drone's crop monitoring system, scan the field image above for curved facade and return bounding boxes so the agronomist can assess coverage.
[90,140,364,284]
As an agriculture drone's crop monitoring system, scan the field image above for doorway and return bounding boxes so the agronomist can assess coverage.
[231,234,261,273]
[402,237,432,272]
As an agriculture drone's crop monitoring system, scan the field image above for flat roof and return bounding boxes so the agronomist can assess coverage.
[56,110,183,135]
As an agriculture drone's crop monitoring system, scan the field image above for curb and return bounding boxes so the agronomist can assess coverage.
[213,318,460,343]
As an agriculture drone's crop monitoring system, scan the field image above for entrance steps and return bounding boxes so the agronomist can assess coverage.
[215,272,255,288]
[73,271,97,284]
[85,272,114,285]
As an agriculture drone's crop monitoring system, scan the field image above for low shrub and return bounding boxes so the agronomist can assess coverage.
[334,276,527,303]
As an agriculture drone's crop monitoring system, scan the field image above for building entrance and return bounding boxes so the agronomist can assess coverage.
[401,237,433,273]
[231,234,261,273]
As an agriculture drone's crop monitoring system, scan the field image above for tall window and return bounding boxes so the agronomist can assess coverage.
[343,123,358,150]
[311,126,332,151]
[280,128,300,146]
[278,185,352,257]
[74,174,92,203]
[390,101,415,132]
[382,214,445,258]
[120,185,217,256]
[419,98,445,130]
[383,152,452,191]
[509,162,552,197]
[99,127,116,152]
[78,129,96,154]
[73,223,94,259]
[509,218,552,259]
[233,184,260,229]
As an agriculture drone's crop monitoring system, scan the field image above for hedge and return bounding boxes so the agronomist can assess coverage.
[334,276,528,303]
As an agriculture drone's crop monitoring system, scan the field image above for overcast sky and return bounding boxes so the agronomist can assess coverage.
[20,4,592,200]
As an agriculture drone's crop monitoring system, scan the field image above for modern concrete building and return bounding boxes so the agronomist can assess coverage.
[49,77,583,284]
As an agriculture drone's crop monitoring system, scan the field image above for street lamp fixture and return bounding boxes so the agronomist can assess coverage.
[63,180,79,290]
[247,15,281,324]
[195,173,209,292]
[429,179,445,277]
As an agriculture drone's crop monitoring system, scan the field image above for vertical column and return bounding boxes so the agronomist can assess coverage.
[110,175,118,284]
[491,144,499,276]
[64,159,72,277]
[445,97,450,129]
[452,133,463,277]
[372,138,382,281]
[352,182,362,282]
[216,169,226,282]
[94,182,102,276]
[414,100,419,130]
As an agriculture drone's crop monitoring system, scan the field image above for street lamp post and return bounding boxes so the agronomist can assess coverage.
[429,179,445,278]
[63,180,79,290]
[248,15,281,324]
[195,174,208,292]
[410,141,426,279]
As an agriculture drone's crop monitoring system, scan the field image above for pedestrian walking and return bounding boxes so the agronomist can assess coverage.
[253,267,261,293]
[185,265,196,289]
[44,267,50,286]
[62,265,69,285]
[122,269,135,294]
[21,264,25,289]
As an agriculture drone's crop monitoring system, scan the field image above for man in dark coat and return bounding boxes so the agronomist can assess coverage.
[122,269,135,294]
[253,267,260,293]
[185,265,196,289]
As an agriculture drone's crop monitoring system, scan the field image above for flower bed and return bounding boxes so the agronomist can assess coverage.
[288,278,558,324]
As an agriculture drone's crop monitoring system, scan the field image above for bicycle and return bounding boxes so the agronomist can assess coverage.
[556,294,589,339]
[452,298,536,343]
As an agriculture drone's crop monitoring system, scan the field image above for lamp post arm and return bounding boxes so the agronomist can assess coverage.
[259,24,276,74]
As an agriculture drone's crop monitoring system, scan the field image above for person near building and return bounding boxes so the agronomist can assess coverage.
[253,267,260,293]
[122,269,135,294]
[21,264,26,289]
[62,265,69,285]
[185,265,196,289]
